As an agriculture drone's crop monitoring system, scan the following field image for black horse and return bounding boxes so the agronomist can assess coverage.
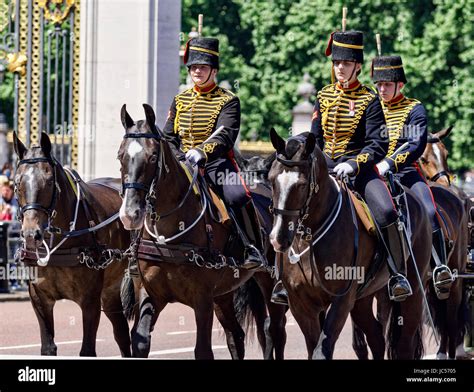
[268,129,432,359]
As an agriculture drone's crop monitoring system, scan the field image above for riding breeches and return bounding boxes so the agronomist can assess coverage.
[395,165,439,230]
[204,155,251,209]
[353,167,399,228]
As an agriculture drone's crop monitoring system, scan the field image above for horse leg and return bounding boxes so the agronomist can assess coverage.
[28,283,57,356]
[393,289,425,359]
[313,296,353,359]
[131,286,163,358]
[193,298,215,360]
[291,302,322,359]
[213,292,246,360]
[446,281,462,359]
[79,297,101,357]
[351,321,369,359]
[102,291,132,357]
[254,272,287,360]
[350,295,385,359]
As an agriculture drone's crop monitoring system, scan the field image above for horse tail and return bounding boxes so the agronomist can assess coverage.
[458,283,470,344]
[386,302,402,359]
[387,300,426,359]
[120,273,136,321]
[427,283,447,341]
[234,277,266,341]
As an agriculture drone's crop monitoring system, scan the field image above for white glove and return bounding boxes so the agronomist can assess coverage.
[333,162,354,179]
[185,148,206,166]
[376,160,390,177]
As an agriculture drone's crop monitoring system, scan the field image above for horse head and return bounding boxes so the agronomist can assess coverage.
[233,147,276,187]
[118,103,162,230]
[13,131,57,249]
[268,128,328,252]
[419,126,453,186]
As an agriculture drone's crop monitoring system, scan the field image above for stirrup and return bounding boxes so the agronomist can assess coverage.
[270,280,289,305]
[388,274,413,302]
[433,265,454,288]
[433,265,453,300]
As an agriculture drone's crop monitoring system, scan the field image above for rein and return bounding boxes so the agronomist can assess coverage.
[16,156,120,267]
[271,153,359,297]
[121,132,205,245]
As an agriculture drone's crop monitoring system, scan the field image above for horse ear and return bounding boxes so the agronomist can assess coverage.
[121,104,134,130]
[13,131,27,160]
[40,132,52,157]
[304,132,316,156]
[270,127,285,154]
[142,103,156,130]
[264,151,276,169]
[433,126,453,140]
[232,148,247,169]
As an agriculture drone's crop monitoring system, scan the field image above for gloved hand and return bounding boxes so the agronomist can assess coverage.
[333,162,354,179]
[185,148,207,167]
[376,160,390,177]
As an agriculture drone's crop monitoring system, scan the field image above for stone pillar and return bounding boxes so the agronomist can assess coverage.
[78,0,181,180]
[0,113,8,168]
[291,73,315,136]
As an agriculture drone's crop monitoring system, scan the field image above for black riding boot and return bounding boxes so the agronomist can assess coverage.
[231,201,267,270]
[382,220,413,302]
[431,228,453,300]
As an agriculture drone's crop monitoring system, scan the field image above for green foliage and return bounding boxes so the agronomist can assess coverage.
[182,0,473,170]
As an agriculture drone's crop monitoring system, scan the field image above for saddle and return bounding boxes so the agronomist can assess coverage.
[180,161,230,224]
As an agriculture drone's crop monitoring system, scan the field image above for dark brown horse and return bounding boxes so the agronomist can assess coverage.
[13,132,131,357]
[418,127,471,359]
[117,104,286,359]
[268,130,432,359]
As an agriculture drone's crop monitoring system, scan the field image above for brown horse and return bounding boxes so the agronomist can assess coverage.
[117,104,286,359]
[268,130,432,359]
[13,132,131,357]
[418,127,471,359]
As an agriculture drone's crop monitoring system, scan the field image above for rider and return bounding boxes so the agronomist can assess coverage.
[162,36,266,270]
[272,31,413,304]
[372,55,453,299]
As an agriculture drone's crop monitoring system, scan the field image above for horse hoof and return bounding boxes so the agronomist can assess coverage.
[436,352,448,360]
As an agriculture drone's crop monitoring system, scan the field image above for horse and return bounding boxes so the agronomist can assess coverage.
[13,131,132,357]
[417,127,471,360]
[268,129,432,359]
[232,145,387,359]
[117,104,286,359]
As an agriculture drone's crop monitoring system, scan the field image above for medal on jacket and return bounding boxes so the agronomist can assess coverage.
[349,100,355,117]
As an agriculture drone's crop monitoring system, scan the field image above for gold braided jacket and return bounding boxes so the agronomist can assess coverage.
[163,84,240,162]
[311,81,388,175]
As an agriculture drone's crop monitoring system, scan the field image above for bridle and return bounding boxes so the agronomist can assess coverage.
[270,153,319,222]
[270,151,356,297]
[16,156,59,224]
[120,130,202,242]
[421,136,451,185]
[121,132,163,195]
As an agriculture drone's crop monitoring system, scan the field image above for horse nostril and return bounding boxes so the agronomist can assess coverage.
[34,230,43,241]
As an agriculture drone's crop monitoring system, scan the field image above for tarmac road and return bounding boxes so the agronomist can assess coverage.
[0,297,439,359]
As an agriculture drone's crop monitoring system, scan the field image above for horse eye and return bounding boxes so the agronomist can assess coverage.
[149,155,158,164]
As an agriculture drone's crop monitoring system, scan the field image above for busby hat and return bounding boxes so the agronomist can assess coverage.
[371,55,407,84]
[325,31,364,63]
[184,37,219,69]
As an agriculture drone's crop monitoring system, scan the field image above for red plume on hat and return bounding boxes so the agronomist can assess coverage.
[325,31,336,57]
[183,39,191,65]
